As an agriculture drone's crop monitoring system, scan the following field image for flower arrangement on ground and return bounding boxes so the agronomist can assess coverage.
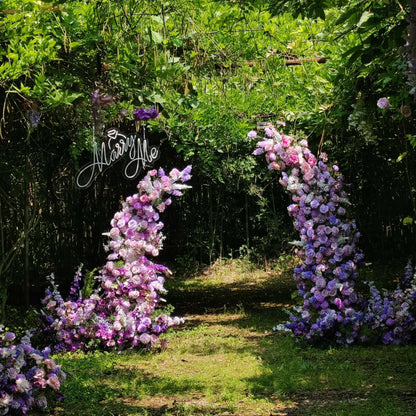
[252,124,416,345]
[40,166,192,351]
[0,331,65,415]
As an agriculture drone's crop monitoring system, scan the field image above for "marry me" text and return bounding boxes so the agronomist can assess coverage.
[75,128,160,189]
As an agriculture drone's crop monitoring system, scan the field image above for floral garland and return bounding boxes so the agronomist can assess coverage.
[40,166,192,351]
[0,331,65,415]
[252,124,416,345]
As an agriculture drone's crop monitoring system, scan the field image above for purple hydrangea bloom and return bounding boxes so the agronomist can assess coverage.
[377,97,390,109]
[26,110,41,128]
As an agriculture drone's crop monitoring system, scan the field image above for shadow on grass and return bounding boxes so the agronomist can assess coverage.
[174,302,416,415]
[47,354,215,416]
[230,313,416,415]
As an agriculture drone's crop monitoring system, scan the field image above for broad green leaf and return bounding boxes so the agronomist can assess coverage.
[335,7,358,26]
[150,30,163,44]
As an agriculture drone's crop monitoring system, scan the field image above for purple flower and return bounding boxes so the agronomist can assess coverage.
[28,111,41,128]
[133,106,159,121]
[40,166,191,351]
[319,204,329,214]
[377,97,390,109]
[4,332,15,342]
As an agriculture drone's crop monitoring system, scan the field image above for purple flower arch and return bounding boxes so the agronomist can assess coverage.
[40,166,192,351]
[253,125,416,345]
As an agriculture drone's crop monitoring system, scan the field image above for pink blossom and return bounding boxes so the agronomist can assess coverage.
[377,97,390,109]
[265,127,275,137]
[289,154,299,164]
[46,300,57,310]
[46,375,60,391]
[139,333,151,344]
[169,168,181,180]
[44,358,57,371]
[263,139,274,151]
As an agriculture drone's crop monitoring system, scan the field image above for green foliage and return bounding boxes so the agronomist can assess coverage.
[1,0,415,312]
[80,267,98,299]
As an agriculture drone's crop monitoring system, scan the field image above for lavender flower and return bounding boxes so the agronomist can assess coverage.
[27,111,41,128]
[0,332,65,415]
[91,90,115,107]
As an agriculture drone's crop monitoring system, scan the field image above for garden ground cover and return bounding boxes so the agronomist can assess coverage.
[44,260,416,416]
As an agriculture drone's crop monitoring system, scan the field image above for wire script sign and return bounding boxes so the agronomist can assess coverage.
[75,128,160,189]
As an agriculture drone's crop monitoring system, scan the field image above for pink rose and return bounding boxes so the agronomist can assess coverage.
[169,168,181,180]
[262,139,274,151]
[269,162,281,170]
[289,154,299,164]
[46,301,57,310]
[46,375,60,391]
[139,333,151,344]
[44,358,57,371]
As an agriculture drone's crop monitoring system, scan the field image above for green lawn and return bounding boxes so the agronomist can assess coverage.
[45,260,416,416]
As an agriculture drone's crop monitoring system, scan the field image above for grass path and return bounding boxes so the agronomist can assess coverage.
[49,261,416,416]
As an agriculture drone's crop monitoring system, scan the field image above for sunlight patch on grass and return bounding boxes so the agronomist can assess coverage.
[169,258,295,290]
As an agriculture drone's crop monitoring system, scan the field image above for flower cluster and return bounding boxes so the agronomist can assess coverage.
[133,106,159,121]
[363,265,416,345]
[0,331,65,415]
[253,124,416,345]
[376,97,390,109]
[253,125,365,344]
[40,166,191,351]
[94,166,191,348]
[39,272,98,352]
